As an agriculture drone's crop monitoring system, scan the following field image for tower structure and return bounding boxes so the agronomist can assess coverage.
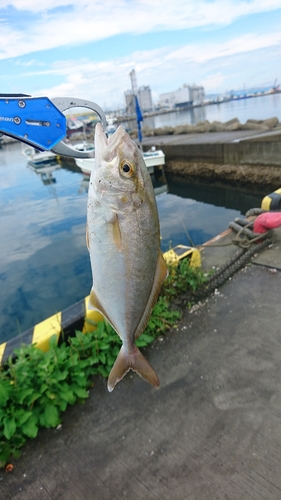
[129,69,138,95]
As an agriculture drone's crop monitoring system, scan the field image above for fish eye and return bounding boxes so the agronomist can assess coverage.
[120,160,135,178]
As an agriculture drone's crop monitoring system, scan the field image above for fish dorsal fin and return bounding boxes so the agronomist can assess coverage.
[134,252,168,340]
[89,287,119,333]
[111,214,122,252]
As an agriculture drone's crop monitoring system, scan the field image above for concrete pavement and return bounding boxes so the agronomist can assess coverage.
[1,228,281,499]
[142,128,281,147]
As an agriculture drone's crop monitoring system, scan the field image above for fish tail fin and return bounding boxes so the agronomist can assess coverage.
[107,345,160,392]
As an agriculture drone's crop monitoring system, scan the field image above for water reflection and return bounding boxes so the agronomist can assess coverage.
[142,106,207,129]
[125,93,281,130]
[27,161,61,185]
[0,142,262,343]
[158,177,264,251]
[27,161,62,201]
[78,176,91,195]
[167,177,264,214]
[0,146,90,343]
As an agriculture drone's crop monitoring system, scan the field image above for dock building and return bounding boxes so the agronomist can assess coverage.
[138,86,153,112]
[125,86,153,115]
[124,90,135,116]
[158,83,205,109]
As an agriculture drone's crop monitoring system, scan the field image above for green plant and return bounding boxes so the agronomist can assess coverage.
[161,258,208,302]
[0,296,180,467]
[0,335,95,467]
[0,259,205,467]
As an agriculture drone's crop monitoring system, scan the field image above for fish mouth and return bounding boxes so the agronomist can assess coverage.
[95,122,130,153]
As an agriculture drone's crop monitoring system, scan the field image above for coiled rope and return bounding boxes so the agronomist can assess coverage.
[174,211,275,307]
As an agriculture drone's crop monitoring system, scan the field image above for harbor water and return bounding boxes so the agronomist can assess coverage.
[125,92,281,130]
[0,139,266,344]
[1,93,279,344]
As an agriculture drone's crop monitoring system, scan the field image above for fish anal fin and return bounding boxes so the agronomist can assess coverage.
[157,251,169,285]
[107,345,160,392]
[89,288,118,332]
[134,252,169,340]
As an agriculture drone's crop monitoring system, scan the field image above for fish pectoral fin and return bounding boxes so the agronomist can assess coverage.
[134,252,169,340]
[111,213,122,252]
[107,345,160,392]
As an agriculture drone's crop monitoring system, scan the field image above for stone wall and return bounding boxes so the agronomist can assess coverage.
[162,142,281,167]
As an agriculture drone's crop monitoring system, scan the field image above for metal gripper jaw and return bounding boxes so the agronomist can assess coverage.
[0,95,107,158]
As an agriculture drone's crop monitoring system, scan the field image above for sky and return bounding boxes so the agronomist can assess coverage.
[0,0,281,111]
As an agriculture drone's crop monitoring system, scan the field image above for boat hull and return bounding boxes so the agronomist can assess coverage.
[22,145,57,165]
[75,150,165,176]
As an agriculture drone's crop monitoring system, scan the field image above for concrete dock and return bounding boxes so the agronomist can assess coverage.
[1,225,281,499]
[142,129,281,188]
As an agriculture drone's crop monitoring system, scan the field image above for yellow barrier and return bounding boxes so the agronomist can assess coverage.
[0,245,201,364]
[163,245,201,268]
[261,188,281,211]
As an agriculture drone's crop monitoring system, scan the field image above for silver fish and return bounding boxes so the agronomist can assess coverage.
[87,123,168,391]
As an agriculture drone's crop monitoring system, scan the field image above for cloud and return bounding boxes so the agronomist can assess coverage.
[167,32,281,64]
[1,1,281,106]
[201,73,226,91]
[1,0,281,59]
[10,28,281,106]
[0,0,73,13]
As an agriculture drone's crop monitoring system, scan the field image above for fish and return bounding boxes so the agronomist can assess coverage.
[86,122,168,392]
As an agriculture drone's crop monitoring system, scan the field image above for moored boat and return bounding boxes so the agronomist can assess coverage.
[66,118,84,137]
[75,147,165,176]
[22,144,58,165]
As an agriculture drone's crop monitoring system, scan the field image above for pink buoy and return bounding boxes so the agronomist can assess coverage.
[253,212,281,234]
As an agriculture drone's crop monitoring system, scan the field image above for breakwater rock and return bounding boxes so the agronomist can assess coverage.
[129,117,280,139]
